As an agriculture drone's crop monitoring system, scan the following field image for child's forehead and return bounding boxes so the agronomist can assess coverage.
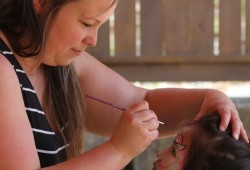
[178,124,198,143]
[179,122,197,135]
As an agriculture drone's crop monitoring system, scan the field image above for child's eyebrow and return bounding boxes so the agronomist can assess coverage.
[186,120,195,126]
[173,134,187,151]
[175,134,184,144]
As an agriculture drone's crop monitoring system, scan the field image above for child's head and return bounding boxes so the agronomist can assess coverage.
[153,114,250,170]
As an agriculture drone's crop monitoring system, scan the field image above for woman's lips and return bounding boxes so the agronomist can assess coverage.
[72,49,83,56]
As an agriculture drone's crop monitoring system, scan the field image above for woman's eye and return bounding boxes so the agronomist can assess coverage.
[82,22,92,27]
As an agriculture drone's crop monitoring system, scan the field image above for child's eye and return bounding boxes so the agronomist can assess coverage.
[170,145,176,156]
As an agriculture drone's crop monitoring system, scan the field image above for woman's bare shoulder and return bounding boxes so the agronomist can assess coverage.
[0,53,17,77]
[0,53,40,169]
[0,52,26,113]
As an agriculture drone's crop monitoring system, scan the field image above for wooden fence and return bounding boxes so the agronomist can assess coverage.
[87,0,250,82]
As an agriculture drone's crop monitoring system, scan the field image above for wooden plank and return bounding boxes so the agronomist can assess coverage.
[140,0,165,56]
[164,0,189,55]
[100,56,250,81]
[246,0,250,54]
[219,0,241,56]
[99,56,250,65]
[107,62,250,81]
[86,21,110,58]
[164,0,214,56]
[187,0,214,55]
[114,0,136,57]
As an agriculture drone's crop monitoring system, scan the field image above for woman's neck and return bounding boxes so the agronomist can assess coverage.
[0,30,42,76]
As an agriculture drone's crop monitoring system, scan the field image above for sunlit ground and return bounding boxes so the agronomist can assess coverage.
[133,81,250,98]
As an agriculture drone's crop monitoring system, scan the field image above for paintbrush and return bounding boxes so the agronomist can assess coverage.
[86,95,165,125]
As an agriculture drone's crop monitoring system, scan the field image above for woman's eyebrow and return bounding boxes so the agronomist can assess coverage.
[81,16,101,24]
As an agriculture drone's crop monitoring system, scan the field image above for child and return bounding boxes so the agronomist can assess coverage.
[153,114,250,170]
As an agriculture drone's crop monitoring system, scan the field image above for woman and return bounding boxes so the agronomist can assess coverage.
[153,114,250,170]
[0,0,248,169]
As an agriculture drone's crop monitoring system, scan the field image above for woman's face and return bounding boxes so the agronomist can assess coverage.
[153,125,194,170]
[39,0,116,66]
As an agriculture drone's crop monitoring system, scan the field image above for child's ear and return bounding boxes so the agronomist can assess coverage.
[33,0,46,14]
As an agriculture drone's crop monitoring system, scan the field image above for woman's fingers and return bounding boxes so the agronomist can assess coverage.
[230,112,249,143]
[196,90,249,143]
[229,112,241,140]
[240,126,249,143]
[217,106,231,131]
[128,101,160,131]
[110,100,159,158]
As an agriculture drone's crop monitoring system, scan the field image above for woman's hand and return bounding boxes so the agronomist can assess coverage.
[195,89,249,143]
[109,101,159,159]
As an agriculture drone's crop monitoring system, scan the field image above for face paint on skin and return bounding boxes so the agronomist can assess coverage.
[153,126,195,170]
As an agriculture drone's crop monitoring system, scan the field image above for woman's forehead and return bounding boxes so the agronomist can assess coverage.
[78,0,117,17]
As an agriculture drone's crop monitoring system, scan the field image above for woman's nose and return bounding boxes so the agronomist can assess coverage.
[84,29,98,47]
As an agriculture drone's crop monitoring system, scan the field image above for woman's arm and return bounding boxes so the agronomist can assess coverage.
[0,54,157,169]
[75,51,248,142]
[46,101,158,170]
[145,88,207,136]
[145,88,248,142]
[0,55,41,169]
[74,51,148,137]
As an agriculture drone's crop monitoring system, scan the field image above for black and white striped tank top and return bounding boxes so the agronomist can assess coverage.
[0,38,67,167]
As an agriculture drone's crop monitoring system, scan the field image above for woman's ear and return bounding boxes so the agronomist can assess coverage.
[33,0,46,14]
